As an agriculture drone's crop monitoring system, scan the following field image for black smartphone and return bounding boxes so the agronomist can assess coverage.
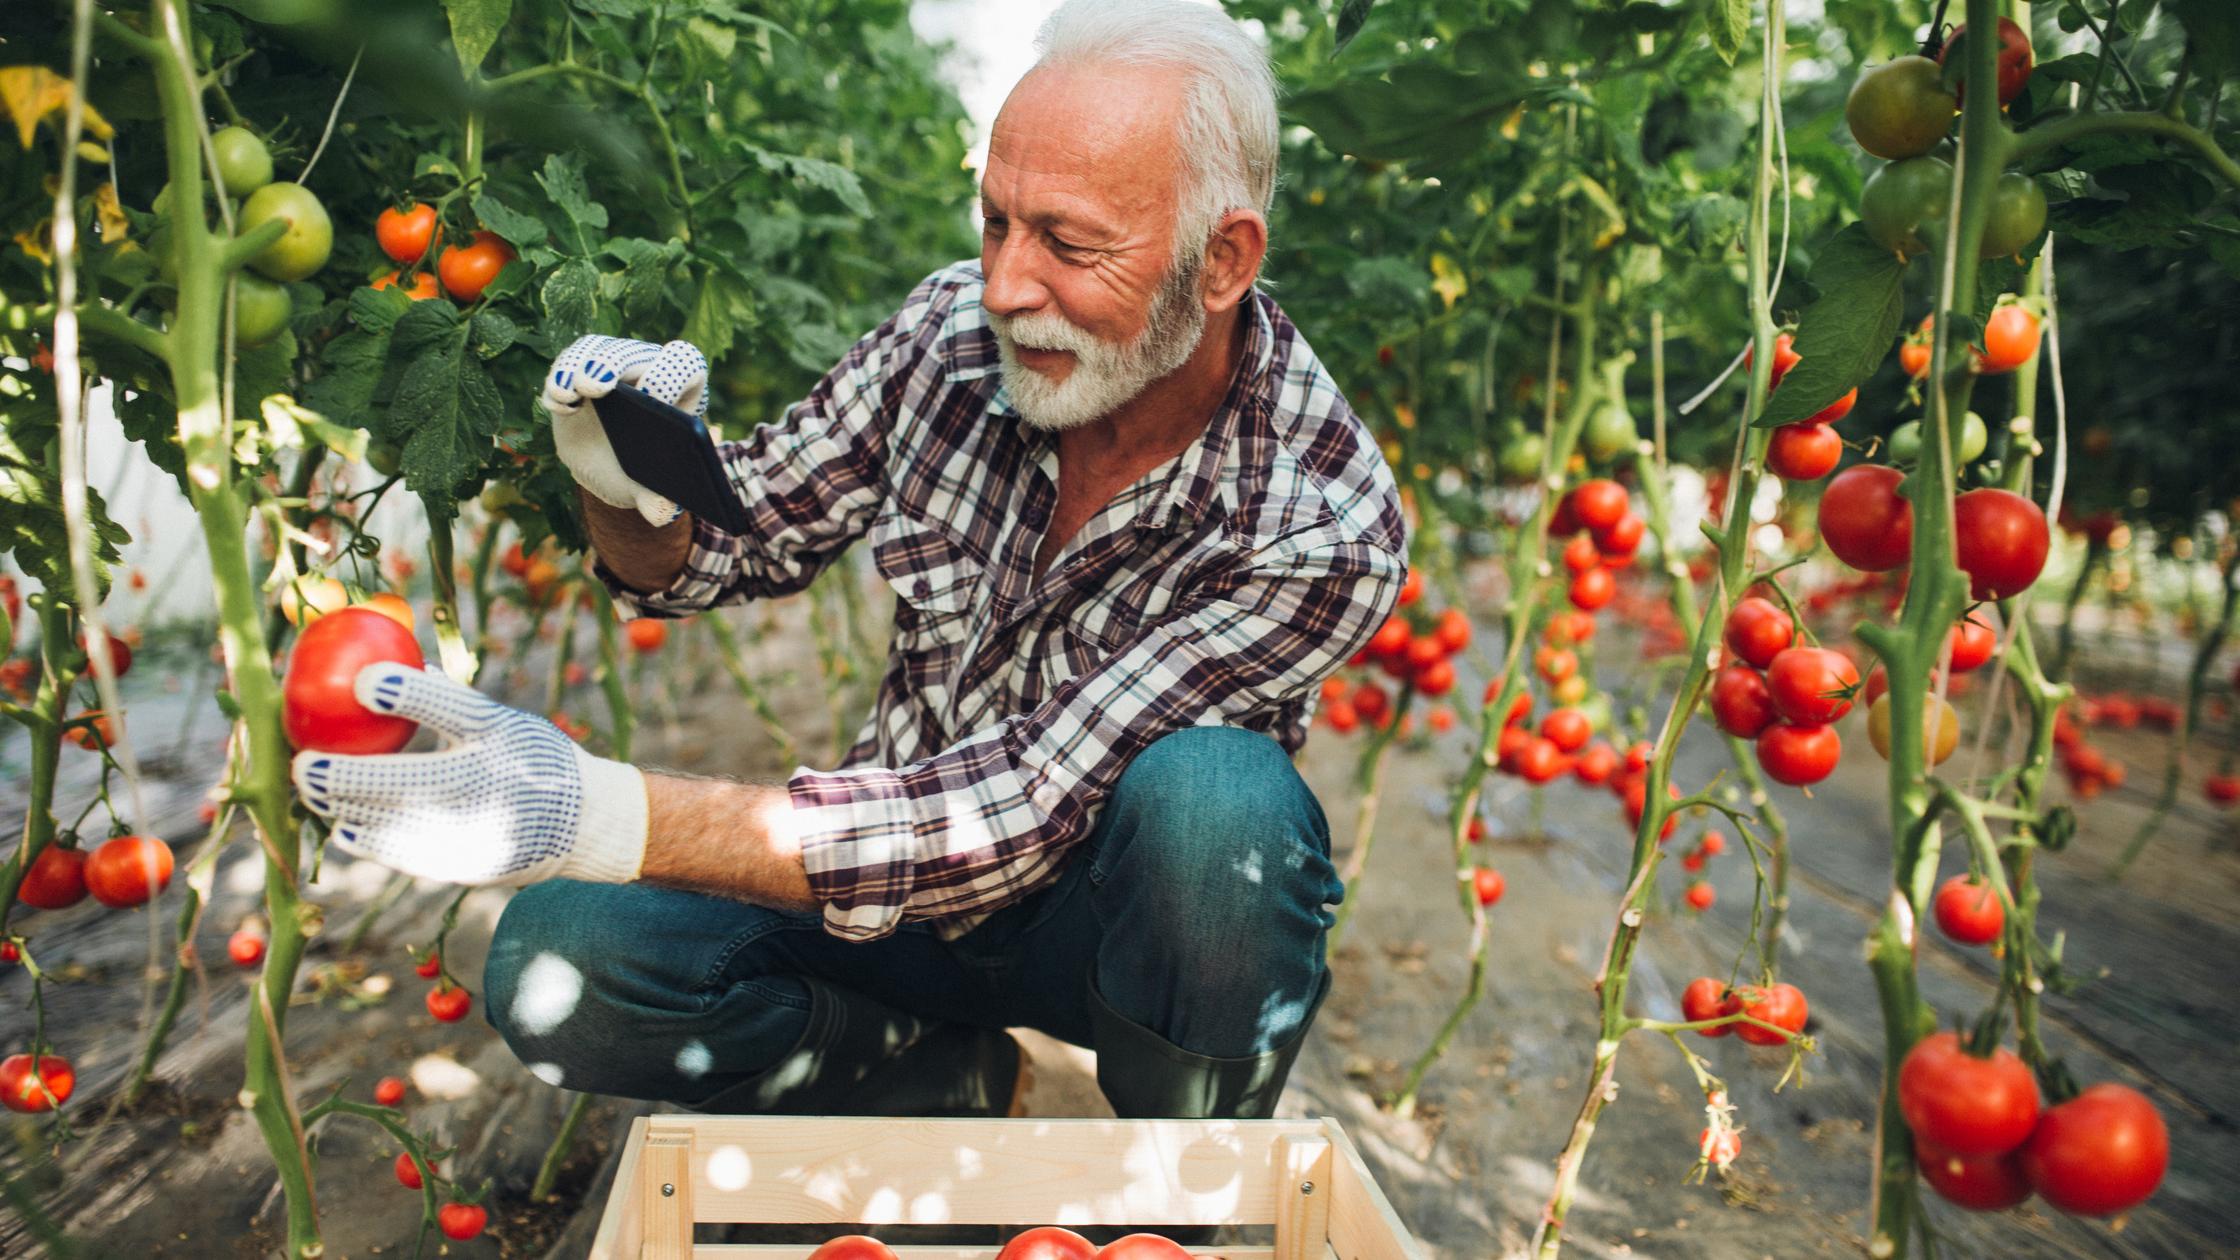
[588,384,753,535]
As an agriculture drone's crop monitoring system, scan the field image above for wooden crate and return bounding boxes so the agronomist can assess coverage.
[588,1115,1425,1260]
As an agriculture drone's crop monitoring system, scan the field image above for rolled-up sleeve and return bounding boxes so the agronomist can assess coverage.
[604,268,961,619]
[788,527,1404,940]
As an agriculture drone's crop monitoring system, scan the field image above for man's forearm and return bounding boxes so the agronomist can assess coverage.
[639,771,818,911]
[580,489,695,594]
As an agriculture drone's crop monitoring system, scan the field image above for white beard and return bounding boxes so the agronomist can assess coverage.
[988,257,1208,432]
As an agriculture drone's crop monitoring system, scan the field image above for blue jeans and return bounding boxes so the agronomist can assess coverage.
[481,726,1343,1111]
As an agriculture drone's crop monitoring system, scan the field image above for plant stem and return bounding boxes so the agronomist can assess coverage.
[0,598,72,919]
[2009,109,2240,189]
[702,612,800,767]
[2110,547,2238,878]
[1328,690,1411,955]
[531,1093,594,1200]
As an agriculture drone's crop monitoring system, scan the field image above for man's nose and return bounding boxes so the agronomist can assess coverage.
[982,234,1050,320]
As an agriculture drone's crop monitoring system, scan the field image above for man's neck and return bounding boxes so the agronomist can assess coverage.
[1058,302,1247,471]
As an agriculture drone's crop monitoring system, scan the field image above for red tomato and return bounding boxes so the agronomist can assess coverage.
[17,846,88,910]
[1939,17,2034,108]
[1746,332,1801,390]
[1624,777,1680,840]
[996,1226,1097,1260]
[1573,741,1618,786]
[84,835,173,908]
[1917,1138,2032,1211]
[1700,832,1727,857]
[76,632,132,679]
[1322,698,1358,733]
[394,1151,424,1190]
[1624,742,1653,774]
[376,202,439,265]
[1414,657,1456,697]
[1933,875,2004,946]
[1700,1126,1741,1167]
[1467,816,1488,843]
[1536,645,1579,684]
[228,928,266,966]
[1946,612,1997,673]
[1819,464,1914,572]
[1366,615,1410,659]
[1095,1236,1193,1260]
[1722,597,1794,669]
[1899,335,1933,380]
[1681,977,1731,1037]
[624,618,668,653]
[1562,533,1601,574]
[282,607,425,754]
[1569,566,1615,612]
[0,941,18,964]
[1683,881,1715,911]
[1756,723,1841,786]
[1954,488,2050,600]
[1515,737,1567,784]
[1766,647,1861,725]
[1726,982,1808,1047]
[65,710,116,751]
[427,983,473,1023]
[1540,707,1591,753]
[436,230,515,303]
[1570,480,1628,532]
[1710,664,1778,739]
[374,1075,407,1106]
[1426,705,1455,733]
[1898,1032,2040,1156]
[371,269,441,300]
[1396,567,1423,607]
[416,950,443,979]
[2206,773,2240,805]
[1353,682,1390,725]
[1976,304,2040,373]
[437,1202,488,1241]
[2019,1083,2168,1216]
[501,541,532,578]
[1767,421,1842,480]
[1404,635,1445,672]
[1472,867,1506,906]
[1433,608,1471,654]
[0,1053,74,1112]
[1808,386,1859,425]
[1594,513,1644,561]
[1495,724,1531,768]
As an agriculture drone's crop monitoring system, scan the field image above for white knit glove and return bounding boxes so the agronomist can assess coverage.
[542,334,709,528]
[289,664,648,887]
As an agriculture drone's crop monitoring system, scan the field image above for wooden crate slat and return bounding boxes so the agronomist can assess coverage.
[588,1115,652,1260]
[643,1129,698,1259]
[1320,1121,1423,1260]
[658,1116,1323,1226]
[1271,1133,1333,1260]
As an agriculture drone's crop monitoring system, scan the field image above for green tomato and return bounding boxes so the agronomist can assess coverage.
[366,442,404,477]
[1582,401,1638,465]
[237,182,333,282]
[211,127,274,199]
[233,274,292,348]
[1860,156,1952,257]
[1957,410,1988,464]
[480,481,527,513]
[1889,421,1922,463]
[1496,432,1545,483]
[1845,56,1958,160]
[1978,172,2048,259]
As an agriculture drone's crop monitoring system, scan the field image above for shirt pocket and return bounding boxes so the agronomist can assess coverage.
[870,511,983,658]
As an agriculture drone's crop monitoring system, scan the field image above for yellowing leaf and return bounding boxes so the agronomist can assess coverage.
[13,220,52,264]
[1429,251,1467,309]
[94,183,129,244]
[0,66,115,149]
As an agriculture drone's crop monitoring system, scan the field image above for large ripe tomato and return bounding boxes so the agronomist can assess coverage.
[1859,155,1954,256]
[1569,480,1629,532]
[1979,173,2048,259]
[1939,17,2034,107]
[1818,464,1914,572]
[0,1053,74,1112]
[1846,57,1959,159]
[1562,533,1601,574]
[1976,304,2041,373]
[1756,723,1840,787]
[84,835,173,909]
[1594,512,1644,561]
[437,1203,488,1241]
[1946,612,1996,673]
[1414,657,1456,698]
[1681,977,1731,1037]
[282,606,425,754]
[1767,421,1842,481]
[1726,982,1808,1047]
[437,230,516,303]
[1709,663,1778,739]
[996,1226,1097,1260]
[1933,874,2004,946]
[1096,1236,1194,1260]
[235,273,295,348]
[426,982,473,1023]
[376,202,439,265]
[1898,1032,2039,1156]
[1433,607,1471,654]
[1722,597,1794,669]
[238,182,334,282]
[2018,1083,2168,1216]
[1766,647,1861,725]
[1954,488,2050,600]
[1867,693,1960,764]
[1568,566,1615,612]
[394,1151,425,1190]
[808,1237,900,1260]
[211,125,275,198]
[1917,1138,2032,1211]
[371,269,442,301]
[1367,615,1409,659]
[1540,707,1591,753]
[18,845,88,910]
[1515,737,1567,785]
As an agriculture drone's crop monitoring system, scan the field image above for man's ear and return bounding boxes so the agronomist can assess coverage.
[1201,208,1269,313]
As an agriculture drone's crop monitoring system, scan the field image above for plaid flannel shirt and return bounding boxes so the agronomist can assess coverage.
[607,262,1406,940]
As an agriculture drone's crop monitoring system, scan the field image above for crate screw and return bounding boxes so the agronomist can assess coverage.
[662,1183,675,1197]
[1300,1181,1315,1195]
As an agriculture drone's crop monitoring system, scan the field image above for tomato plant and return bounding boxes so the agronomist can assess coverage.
[2018,1085,2168,1217]
[1846,57,1958,159]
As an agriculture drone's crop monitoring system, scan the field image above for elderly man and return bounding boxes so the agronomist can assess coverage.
[295,0,1403,1145]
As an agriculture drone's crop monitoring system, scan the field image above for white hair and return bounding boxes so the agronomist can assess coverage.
[1032,0,1279,273]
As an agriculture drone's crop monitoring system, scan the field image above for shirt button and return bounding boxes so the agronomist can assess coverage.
[913,578,931,599]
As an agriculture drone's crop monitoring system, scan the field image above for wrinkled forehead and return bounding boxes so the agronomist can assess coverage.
[983,61,1190,222]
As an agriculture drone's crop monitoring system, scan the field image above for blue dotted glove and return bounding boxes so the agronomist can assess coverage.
[290,664,647,886]
[542,334,709,528]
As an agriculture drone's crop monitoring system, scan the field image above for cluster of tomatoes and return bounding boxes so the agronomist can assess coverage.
[1321,570,1467,735]
[1679,976,1810,1049]
[1709,596,1860,788]
[372,1061,486,1237]
[146,125,334,348]
[808,1227,1202,1259]
[1550,479,1644,612]
[1757,334,1853,483]
[1899,1031,2166,1218]
[370,201,518,305]
[2049,704,2127,801]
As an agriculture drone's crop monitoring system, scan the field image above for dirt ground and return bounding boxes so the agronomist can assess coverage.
[1,590,2235,1259]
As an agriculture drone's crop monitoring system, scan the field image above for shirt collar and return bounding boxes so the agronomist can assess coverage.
[1141,290,1278,533]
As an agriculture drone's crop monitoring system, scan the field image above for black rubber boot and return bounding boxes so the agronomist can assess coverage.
[1066,972,1331,1247]
[681,977,1020,1118]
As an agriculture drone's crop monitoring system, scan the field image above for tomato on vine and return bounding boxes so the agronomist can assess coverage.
[84,835,173,908]
[1568,566,1615,612]
[1946,612,1996,673]
[427,982,473,1023]
[1726,982,1808,1047]
[376,202,439,265]
[1867,693,1960,764]
[1681,977,1731,1037]
[394,1152,424,1190]
[437,230,516,303]
[1818,464,1914,572]
[1897,1032,2039,1156]
[1756,723,1840,787]
[1932,875,2004,945]
[1768,422,1842,481]
[371,269,442,301]
[282,606,426,755]
[1953,488,2050,600]
[374,1076,407,1107]
[1846,56,1958,159]
[1975,303,2041,373]
[1710,663,1777,739]
[2019,1084,2168,1216]
[437,1201,488,1241]
[210,126,274,198]
[1721,597,1794,669]
[1766,647,1860,725]
[237,182,334,283]
[17,845,88,910]
[1979,173,2048,259]
[1472,867,1506,906]
[1938,17,2034,108]
[1917,1139,2032,1211]
[1860,155,1953,257]
[0,1053,74,1112]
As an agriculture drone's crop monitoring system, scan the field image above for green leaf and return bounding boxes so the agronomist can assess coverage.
[443,0,512,73]
[535,153,610,253]
[1287,63,1528,169]
[387,302,502,507]
[602,237,685,321]
[348,284,413,335]
[1334,0,1375,52]
[684,16,737,63]
[540,258,600,340]
[1704,0,1749,65]
[469,309,519,360]
[2170,0,2240,77]
[303,329,395,437]
[683,270,756,364]
[747,146,870,217]
[261,395,369,462]
[471,192,549,251]
[1757,224,1906,427]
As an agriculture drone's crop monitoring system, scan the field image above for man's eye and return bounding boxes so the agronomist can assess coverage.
[983,218,1007,235]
